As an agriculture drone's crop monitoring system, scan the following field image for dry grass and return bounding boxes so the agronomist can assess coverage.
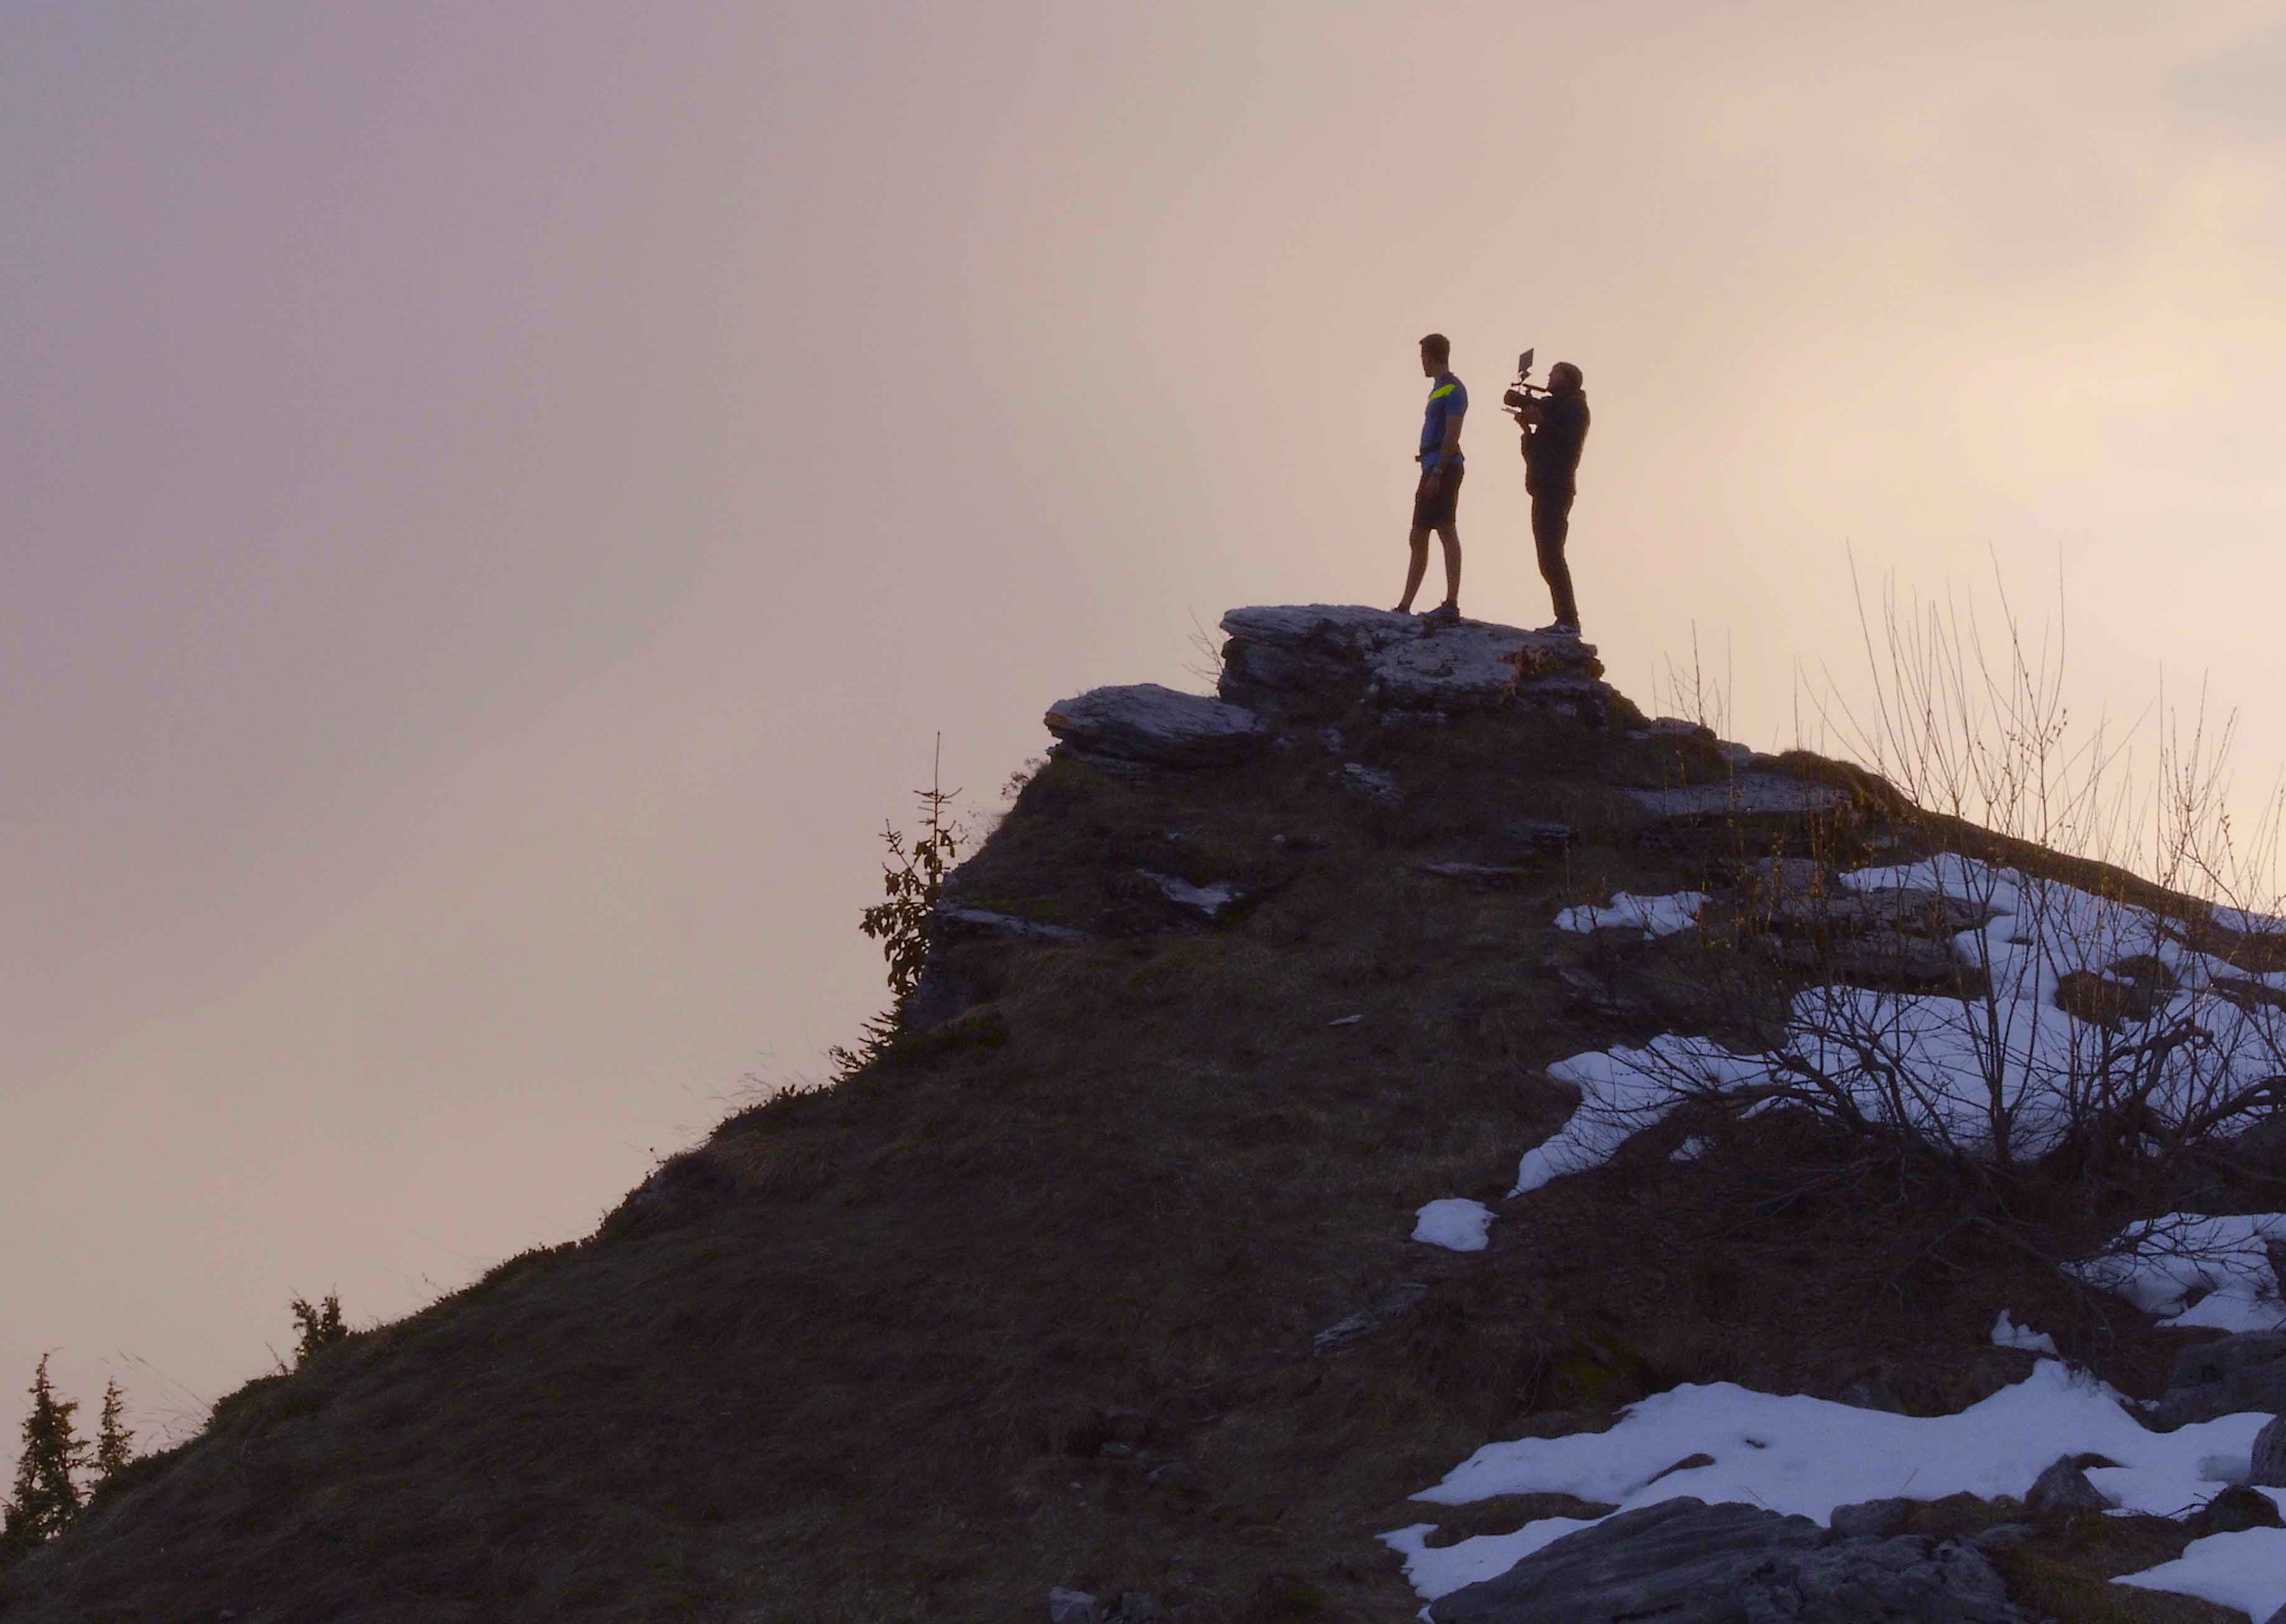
[0,705,2264,1622]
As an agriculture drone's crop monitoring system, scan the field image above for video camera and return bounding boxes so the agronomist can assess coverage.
[1501,347,1545,424]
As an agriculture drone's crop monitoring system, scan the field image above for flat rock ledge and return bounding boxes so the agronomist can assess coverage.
[1426,1496,2027,1624]
[1218,605,1611,724]
[1043,682,1271,768]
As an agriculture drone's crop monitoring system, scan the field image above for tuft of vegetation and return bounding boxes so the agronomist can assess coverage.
[287,1291,350,1367]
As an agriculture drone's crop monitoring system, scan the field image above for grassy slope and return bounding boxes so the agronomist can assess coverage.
[0,701,2257,1622]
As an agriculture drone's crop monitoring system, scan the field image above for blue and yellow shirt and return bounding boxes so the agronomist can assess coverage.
[1419,374,1468,471]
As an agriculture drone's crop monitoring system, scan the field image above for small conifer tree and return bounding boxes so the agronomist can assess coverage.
[93,1380,133,1488]
[828,739,964,1077]
[1,1355,89,1563]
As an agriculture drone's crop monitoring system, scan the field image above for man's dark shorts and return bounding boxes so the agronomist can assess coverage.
[1411,461,1464,529]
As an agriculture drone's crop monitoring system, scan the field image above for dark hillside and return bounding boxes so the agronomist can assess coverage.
[3,608,2269,1623]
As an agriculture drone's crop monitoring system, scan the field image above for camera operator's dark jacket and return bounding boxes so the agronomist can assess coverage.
[1524,392,1590,493]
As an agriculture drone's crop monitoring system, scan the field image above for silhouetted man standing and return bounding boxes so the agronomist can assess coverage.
[1512,361,1590,635]
[1394,333,1467,622]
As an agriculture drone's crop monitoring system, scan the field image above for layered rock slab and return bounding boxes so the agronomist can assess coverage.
[1426,1497,2026,1624]
[1217,605,1610,724]
[1041,682,1271,767]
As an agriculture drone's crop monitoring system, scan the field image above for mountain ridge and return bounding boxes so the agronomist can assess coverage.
[4,604,2279,1623]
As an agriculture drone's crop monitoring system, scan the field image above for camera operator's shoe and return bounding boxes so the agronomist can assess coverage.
[1537,620,1581,636]
[1423,602,1461,623]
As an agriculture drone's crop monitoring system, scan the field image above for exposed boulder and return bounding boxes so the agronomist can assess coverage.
[1312,1280,1430,1357]
[1496,816,1577,854]
[1748,856,1833,898]
[2151,1329,2286,1428]
[2191,1483,2284,1534]
[2253,1413,2286,1488]
[2052,968,2168,1030]
[1337,762,1405,811]
[1756,928,1964,986]
[1768,1533,2021,1622]
[1639,717,1715,741]
[1416,861,1534,886]
[934,905,1091,947]
[2024,1456,2110,1514]
[1625,776,1848,821]
[1042,683,1271,767]
[1760,886,1993,941]
[1827,1499,1912,1538]
[1217,604,1610,724]
[1425,1497,2026,1624]
[1047,1588,1103,1624]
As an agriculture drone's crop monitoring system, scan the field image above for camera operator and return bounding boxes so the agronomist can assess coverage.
[1506,361,1590,636]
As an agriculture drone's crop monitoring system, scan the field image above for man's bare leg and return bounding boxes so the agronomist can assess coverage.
[1436,523,1461,611]
[1395,524,1432,612]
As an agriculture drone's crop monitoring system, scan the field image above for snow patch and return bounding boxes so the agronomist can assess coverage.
[1384,1361,2284,1610]
[2070,1213,2286,1332]
[2115,1527,2286,1616]
[1990,1310,2059,1356]
[1515,1037,1763,1194]
[1555,890,1705,939]
[1412,1198,1492,1252]
[1137,870,1238,917]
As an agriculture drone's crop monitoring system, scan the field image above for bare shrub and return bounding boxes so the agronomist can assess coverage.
[1547,568,2286,1308]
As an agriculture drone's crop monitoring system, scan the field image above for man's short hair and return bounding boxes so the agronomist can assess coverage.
[1550,361,1583,390]
[1418,333,1451,365]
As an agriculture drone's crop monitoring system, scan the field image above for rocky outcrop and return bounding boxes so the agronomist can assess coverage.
[1738,868,1993,989]
[1426,1498,2026,1624]
[2151,1329,2286,1428]
[1217,605,1612,725]
[1624,777,1847,821]
[1043,683,1271,767]
[934,905,1090,947]
[1312,1280,1430,1357]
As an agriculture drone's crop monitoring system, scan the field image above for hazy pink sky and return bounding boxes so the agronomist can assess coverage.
[6,1,2285,1466]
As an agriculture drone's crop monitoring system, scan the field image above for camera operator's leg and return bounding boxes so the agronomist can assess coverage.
[1532,484,1580,631]
[1395,522,1432,613]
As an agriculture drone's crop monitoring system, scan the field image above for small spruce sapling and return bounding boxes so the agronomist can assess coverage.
[828,739,964,1077]
[93,1380,133,1489]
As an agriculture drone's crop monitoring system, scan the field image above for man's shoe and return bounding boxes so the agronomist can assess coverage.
[1423,602,1461,623]
[1537,620,1581,636]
